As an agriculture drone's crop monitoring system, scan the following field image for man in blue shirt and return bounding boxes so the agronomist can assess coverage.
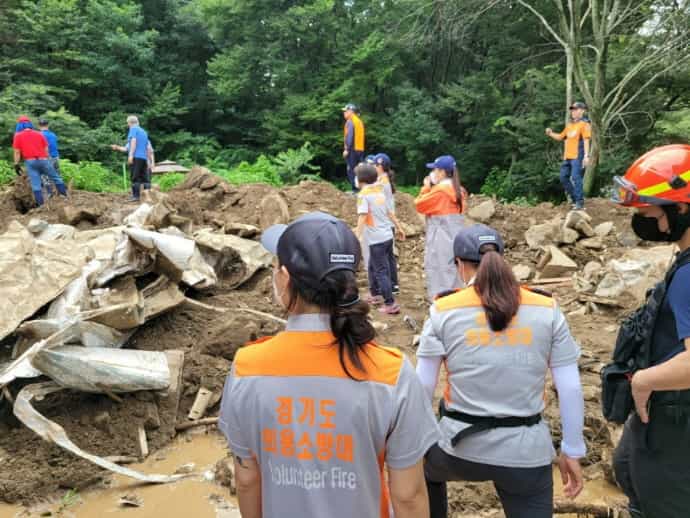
[111,115,150,202]
[38,119,60,172]
[611,144,690,517]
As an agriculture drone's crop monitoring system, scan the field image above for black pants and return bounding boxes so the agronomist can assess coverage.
[130,158,149,198]
[368,239,394,305]
[389,233,399,288]
[425,444,553,518]
[613,409,690,518]
[346,150,364,191]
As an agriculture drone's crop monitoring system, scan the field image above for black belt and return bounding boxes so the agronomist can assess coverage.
[440,401,542,447]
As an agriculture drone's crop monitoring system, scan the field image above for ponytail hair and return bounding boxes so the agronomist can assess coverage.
[286,269,375,380]
[473,244,520,332]
[450,167,464,213]
[381,164,397,194]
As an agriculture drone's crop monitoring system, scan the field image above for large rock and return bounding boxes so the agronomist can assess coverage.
[557,227,580,245]
[259,193,290,230]
[618,229,641,248]
[565,210,595,237]
[513,264,532,282]
[578,236,604,250]
[595,245,675,303]
[525,217,562,250]
[583,261,603,280]
[594,221,615,238]
[468,200,496,223]
[539,246,578,278]
[59,206,103,226]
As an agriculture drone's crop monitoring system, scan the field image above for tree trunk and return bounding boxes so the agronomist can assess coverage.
[584,118,602,195]
[565,49,574,126]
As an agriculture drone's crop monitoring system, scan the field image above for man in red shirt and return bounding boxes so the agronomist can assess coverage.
[12,116,67,206]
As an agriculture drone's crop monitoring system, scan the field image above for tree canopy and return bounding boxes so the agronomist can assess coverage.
[1,0,688,201]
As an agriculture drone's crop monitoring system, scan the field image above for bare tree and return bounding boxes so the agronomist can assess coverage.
[515,0,690,193]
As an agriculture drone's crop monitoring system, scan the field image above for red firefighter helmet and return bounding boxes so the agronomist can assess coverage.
[612,144,690,208]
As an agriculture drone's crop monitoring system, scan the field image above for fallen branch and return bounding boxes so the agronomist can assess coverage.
[175,417,219,431]
[184,298,286,324]
[530,276,574,285]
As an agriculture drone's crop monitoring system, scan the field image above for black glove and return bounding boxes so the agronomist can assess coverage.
[14,163,22,176]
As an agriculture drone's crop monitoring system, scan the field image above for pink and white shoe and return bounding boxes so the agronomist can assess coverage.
[378,303,400,315]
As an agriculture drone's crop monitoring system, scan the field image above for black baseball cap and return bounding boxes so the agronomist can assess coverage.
[342,103,359,112]
[261,212,361,287]
[38,119,49,125]
[453,223,504,263]
[569,101,587,110]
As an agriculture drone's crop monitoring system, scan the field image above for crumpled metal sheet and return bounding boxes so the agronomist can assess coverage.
[31,346,171,393]
[13,382,184,484]
[124,228,216,289]
[0,222,91,342]
[193,228,271,288]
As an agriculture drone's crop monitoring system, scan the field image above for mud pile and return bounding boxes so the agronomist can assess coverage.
[0,173,644,515]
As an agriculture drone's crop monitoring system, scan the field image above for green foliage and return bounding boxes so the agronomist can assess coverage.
[59,159,125,192]
[153,173,186,191]
[272,143,320,184]
[216,156,282,186]
[0,160,15,186]
[0,0,686,202]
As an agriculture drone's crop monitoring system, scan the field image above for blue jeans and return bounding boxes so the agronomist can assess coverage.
[25,159,66,192]
[559,159,584,205]
[368,239,394,305]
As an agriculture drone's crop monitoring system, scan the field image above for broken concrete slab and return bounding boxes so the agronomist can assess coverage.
[557,227,580,245]
[583,261,603,280]
[89,277,145,330]
[539,246,578,278]
[468,200,496,223]
[564,210,595,237]
[224,223,260,238]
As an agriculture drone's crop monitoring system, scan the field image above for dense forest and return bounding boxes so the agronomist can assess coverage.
[1,0,688,200]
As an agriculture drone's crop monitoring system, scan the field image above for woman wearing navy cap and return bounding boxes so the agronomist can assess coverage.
[416,223,585,518]
[219,212,440,518]
[415,155,467,301]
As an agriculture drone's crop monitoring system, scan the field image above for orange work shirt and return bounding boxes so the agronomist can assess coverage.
[415,182,464,216]
[557,120,591,160]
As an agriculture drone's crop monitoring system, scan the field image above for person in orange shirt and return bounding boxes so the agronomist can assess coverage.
[415,155,467,301]
[546,101,592,210]
[342,103,365,193]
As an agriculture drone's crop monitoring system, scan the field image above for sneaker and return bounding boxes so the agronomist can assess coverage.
[574,202,585,211]
[366,294,385,305]
[378,303,401,315]
[126,196,140,203]
[392,285,400,295]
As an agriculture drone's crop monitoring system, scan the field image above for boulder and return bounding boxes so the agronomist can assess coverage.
[595,245,675,303]
[468,200,496,223]
[583,261,603,280]
[557,227,579,245]
[594,221,615,238]
[539,246,578,278]
[578,236,604,250]
[513,264,532,282]
[59,205,103,225]
[259,193,290,230]
[525,217,562,250]
[617,229,641,248]
[564,210,595,237]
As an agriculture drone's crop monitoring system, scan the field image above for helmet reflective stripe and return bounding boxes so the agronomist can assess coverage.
[638,168,690,197]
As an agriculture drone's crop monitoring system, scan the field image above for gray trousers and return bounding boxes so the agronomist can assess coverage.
[425,444,553,518]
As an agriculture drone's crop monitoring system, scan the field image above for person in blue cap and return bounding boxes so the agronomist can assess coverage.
[111,115,151,202]
[38,119,60,174]
[375,152,400,294]
[415,155,467,301]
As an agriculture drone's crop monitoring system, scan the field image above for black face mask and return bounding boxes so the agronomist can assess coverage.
[631,205,690,242]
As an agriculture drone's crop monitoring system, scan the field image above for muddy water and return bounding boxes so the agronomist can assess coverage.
[0,430,238,518]
[0,430,625,518]
[553,466,626,518]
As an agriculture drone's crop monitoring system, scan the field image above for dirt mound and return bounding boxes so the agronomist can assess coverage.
[0,177,636,514]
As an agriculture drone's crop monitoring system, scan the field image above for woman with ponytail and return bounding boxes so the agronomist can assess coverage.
[415,155,468,301]
[219,211,439,518]
[416,223,586,518]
